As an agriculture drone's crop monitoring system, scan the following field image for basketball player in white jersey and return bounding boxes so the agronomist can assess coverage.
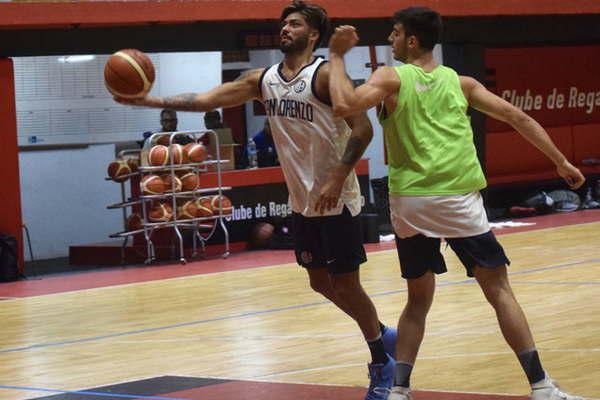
[115,2,396,398]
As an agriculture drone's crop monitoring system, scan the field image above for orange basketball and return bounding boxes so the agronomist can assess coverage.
[161,174,182,193]
[107,159,131,182]
[124,156,140,173]
[195,197,214,217]
[169,143,184,164]
[177,200,198,220]
[210,194,233,215]
[184,142,207,163]
[149,145,169,166]
[175,168,193,178]
[140,174,165,195]
[104,49,155,98]
[126,213,143,231]
[180,172,199,192]
[249,222,275,248]
[156,134,171,146]
[149,202,173,222]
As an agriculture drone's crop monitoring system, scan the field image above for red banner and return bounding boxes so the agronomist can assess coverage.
[485,46,600,132]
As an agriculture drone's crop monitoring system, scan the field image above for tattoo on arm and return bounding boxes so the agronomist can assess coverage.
[236,68,263,82]
[235,70,252,81]
[162,93,201,111]
[341,137,365,165]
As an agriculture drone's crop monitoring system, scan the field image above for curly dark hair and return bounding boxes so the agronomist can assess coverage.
[280,1,330,50]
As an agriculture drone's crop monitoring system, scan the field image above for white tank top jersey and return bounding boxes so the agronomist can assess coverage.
[259,56,362,217]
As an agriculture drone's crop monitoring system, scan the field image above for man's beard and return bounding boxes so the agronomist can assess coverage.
[280,34,309,54]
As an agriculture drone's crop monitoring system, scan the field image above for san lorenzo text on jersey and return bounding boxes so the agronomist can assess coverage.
[264,98,314,122]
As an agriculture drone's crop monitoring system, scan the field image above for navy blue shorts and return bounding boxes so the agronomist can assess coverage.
[395,230,510,279]
[292,207,367,274]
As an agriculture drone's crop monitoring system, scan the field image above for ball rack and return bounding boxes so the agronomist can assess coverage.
[106,130,231,265]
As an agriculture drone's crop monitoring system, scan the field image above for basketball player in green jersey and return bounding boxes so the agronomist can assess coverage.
[317,7,586,400]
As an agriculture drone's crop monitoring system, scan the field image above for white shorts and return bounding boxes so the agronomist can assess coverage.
[389,191,490,239]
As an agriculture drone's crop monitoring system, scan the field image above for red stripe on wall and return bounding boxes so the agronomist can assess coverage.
[0,58,24,272]
[1,0,599,30]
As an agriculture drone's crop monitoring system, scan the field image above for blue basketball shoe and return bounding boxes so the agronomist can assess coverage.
[364,354,394,400]
[381,325,397,359]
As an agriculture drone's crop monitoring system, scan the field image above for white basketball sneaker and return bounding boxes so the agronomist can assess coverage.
[530,379,584,400]
[387,386,412,400]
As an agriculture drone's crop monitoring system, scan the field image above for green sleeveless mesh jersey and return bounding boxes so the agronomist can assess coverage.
[379,64,487,195]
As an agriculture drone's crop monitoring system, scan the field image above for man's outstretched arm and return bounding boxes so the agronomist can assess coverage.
[114,69,264,112]
[462,76,585,189]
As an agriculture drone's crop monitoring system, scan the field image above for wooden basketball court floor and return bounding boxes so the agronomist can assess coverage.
[0,211,598,400]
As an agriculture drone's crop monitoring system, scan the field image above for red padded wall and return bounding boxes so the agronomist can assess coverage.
[485,46,600,132]
[0,58,24,272]
[484,46,600,184]
[486,127,573,177]
[573,124,600,162]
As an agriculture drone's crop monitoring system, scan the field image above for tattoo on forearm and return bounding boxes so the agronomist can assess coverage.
[236,68,261,81]
[235,70,251,81]
[162,93,200,111]
[341,137,365,165]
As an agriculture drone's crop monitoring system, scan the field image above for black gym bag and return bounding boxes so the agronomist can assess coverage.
[0,234,20,282]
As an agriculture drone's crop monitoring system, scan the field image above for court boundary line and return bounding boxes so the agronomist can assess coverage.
[1,257,598,354]
[4,219,600,302]
[1,220,598,301]
[3,372,598,400]
[0,384,189,400]
[184,374,600,400]
[0,379,528,400]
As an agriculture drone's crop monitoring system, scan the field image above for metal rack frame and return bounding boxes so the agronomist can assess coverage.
[106,129,230,265]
